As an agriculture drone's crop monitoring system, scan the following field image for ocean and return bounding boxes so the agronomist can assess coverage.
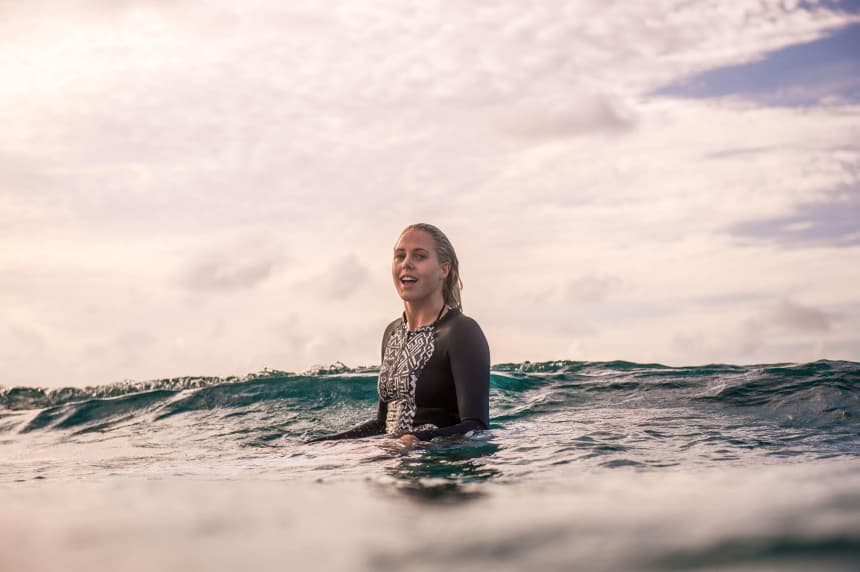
[2,359,859,571]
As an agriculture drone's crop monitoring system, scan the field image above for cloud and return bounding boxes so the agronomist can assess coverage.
[300,254,371,300]
[766,300,837,332]
[112,330,157,368]
[692,291,775,307]
[267,314,382,369]
[565,274,623,304]
[502,94,637,140]
[735,299,839,355]
[267,313,310,357]
[179,256,281,293]
[7,325,47,354]
[115,330,156,349]
[727,185,860,247]
[176,232,288,293]
[668,299,844,364]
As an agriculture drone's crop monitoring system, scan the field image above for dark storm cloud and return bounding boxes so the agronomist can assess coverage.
[727,186,860,247]
[654,23,860,106]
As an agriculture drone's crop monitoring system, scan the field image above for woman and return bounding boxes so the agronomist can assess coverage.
[308,223,490,447]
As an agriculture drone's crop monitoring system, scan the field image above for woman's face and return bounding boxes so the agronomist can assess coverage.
[392,229,450,304]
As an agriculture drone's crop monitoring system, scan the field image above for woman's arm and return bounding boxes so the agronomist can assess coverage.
[411,316,490,441]
[305,401,387,443]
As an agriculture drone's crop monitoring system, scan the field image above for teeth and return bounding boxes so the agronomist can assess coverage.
[401,277,417,282]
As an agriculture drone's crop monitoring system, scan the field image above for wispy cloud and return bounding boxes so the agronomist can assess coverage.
[177,233,288,293]
[766,299,837,332]
[735,299,840,355]
[299,254,372,300]
[728,185,860,247]
[565,275,623,304]
[179,256,283,293]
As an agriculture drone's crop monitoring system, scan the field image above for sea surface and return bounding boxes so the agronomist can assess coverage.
[2,359,859,572]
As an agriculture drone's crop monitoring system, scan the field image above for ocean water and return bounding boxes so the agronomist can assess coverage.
[1,359,859,571]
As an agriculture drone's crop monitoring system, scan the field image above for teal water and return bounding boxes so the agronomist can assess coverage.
[1,360,859,571]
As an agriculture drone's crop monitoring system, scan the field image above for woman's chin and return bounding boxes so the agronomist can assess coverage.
[397,290,427,303]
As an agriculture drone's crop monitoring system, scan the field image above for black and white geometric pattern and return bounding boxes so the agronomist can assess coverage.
[378,318,436,434]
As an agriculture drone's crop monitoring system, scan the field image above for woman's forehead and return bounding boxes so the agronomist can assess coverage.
[394,229,435,250]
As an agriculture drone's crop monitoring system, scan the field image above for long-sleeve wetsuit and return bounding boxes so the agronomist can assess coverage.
[308,307,490,442]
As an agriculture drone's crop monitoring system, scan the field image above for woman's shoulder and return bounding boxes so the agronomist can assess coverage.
[444,308,486,338]
[443,309,490,362]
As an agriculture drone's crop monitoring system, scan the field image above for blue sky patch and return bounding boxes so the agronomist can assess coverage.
[654,22,860,106]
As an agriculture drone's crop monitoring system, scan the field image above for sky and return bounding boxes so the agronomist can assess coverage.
[1,0,859,388]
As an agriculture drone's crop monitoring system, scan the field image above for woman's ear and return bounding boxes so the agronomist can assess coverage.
[440,262,450,279]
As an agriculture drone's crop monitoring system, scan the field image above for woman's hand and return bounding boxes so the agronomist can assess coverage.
[378,433,421,453]
[398,434,420,449]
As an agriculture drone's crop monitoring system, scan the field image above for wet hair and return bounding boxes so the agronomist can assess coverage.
[399,223,463,309]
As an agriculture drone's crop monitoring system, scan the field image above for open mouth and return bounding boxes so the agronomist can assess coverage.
[400,276,417,285]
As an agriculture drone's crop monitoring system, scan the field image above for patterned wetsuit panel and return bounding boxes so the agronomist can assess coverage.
[377,320,435,433]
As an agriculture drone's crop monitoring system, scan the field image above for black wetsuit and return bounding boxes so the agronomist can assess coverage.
[309,307,490,442]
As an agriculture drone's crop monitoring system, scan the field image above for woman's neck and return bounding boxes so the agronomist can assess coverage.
[403,296,447,331]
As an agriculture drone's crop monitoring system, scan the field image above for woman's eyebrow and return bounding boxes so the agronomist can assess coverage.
[394,247,430,253]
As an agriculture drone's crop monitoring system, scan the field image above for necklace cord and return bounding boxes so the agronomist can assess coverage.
[405,303,448,331]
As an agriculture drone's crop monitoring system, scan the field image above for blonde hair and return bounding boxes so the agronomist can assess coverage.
[399,223,463,309]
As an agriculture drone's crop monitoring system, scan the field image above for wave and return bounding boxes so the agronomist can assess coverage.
[1,360,858,442]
